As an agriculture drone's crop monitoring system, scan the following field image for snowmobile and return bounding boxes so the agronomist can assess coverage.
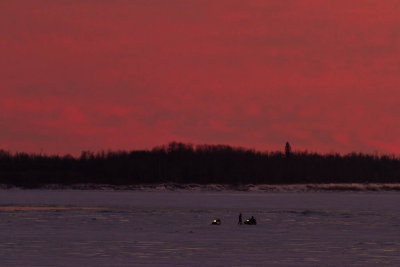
[244,217,257,225]
[211,219,221,225]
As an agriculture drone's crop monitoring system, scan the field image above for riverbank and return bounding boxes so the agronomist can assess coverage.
[2,183,400,192]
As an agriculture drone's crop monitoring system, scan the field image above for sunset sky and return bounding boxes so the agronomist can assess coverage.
[1,0,400,155]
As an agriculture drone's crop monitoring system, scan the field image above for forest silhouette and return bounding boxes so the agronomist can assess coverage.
[1,142,400,188]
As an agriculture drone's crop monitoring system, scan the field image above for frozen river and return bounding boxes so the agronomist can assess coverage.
[1,190,400,266]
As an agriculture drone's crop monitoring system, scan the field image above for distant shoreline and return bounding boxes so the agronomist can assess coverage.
[2,183,400,192]
[2,142,400,186]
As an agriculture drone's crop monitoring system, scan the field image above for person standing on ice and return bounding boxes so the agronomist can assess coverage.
[238,213,242,225]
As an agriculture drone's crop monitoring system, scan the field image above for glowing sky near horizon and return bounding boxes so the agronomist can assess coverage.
[1,0,400,155]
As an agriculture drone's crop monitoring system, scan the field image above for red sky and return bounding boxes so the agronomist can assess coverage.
[1,0,400,155]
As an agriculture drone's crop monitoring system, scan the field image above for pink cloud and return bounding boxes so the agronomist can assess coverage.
[1,0,400,155]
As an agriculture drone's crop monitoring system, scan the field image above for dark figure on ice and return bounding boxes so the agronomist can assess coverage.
[238,213,242,225]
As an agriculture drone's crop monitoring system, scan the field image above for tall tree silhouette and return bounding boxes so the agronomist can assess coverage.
[285,142,292,157]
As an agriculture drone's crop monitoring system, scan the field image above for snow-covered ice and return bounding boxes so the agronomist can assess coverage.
[1,190,400,266]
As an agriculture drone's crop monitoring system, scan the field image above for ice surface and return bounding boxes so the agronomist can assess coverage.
[1,190,400,266]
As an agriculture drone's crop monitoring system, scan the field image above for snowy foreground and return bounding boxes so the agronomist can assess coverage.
[1,190,400,266]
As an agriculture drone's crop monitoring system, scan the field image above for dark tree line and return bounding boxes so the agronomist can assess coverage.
[1,142,400,187]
